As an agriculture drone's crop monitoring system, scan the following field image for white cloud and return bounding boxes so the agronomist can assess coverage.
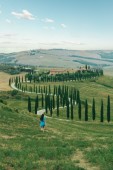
[61,23,67,28]
[11,10,35,20]
[0,10,2,14]
[44,18,54,23]
[0,33,17,40]
[6,19,11,24]
[62,41,82,45]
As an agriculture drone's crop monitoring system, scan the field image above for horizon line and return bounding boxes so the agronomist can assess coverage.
[1,48,113,54]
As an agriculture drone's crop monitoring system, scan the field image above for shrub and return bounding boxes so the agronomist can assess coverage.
[0,99,7,105]
[11,90,18,96]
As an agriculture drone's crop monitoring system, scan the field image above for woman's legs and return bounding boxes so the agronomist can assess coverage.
[40,126,45,132]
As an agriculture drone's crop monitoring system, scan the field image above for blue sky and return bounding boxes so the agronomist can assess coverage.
[0,0,113,52]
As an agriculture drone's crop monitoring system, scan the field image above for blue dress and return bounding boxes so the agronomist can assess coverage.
[40,117,46,127]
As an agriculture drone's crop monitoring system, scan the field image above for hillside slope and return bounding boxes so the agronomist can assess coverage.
[1,100,113,170]
[0,50,113,69]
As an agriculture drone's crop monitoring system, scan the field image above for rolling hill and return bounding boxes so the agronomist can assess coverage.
[0,49,113,74]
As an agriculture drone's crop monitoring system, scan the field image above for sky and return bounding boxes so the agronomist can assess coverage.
[0,0,113,52]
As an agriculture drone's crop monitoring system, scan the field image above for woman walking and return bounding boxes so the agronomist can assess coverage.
[40,113,46,131]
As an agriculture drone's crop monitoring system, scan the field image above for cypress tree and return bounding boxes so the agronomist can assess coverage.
[49,85,51,94]
[60,94,63,106]
[45,86,47,94]
[58,85,61,96]
[76,90,80,104]
[70,94,73,105]
[66,86,69,97]
[107,95,110,122]
[22,76,23,83]
[19,76,20,83]
[47,94,51,110]
[17,83,19,89]
[50,99,53,116]
[45,94,48,114]
[18,83,20,89]
[56,86,58,95]
[53,95,55,109]
[28,96,31,112]
[42,93,44,108]
[85,65,88,70]
[44,86,45,93]
[53,85,55,95]
[9,78,11,86]
[66,99,69,119]
[35,95,38,114]
[15,76,18,87]
[85,99,88,121]
[62,85,64,95]
[71,103,73,120]
[56,95,59,117]
[92,98,96,121]
[100,99,104,122]
[78,100,81,120]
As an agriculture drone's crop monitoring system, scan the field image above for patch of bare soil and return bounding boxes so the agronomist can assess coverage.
[47,127,61,135]
[1,135,16,139]
[71,149,100,170]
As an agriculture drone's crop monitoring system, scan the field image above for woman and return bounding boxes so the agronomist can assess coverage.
[40,113,46,131]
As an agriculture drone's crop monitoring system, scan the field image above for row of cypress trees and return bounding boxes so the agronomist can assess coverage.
[14,82,80,104]
[28,94,111,122]
[26,68,103,83]
[10,78,82,97]
[9,67,103,86]
[78,96,111,122]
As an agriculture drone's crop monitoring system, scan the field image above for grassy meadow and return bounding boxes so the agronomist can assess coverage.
[0,74,113,169]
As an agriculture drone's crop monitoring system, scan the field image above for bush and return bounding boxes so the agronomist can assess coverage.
[11,90,18,96]
[14,108,19,113]
[0,99,7,105]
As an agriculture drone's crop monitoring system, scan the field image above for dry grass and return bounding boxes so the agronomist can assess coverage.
[0,72,26,91]
[72,149,100,170]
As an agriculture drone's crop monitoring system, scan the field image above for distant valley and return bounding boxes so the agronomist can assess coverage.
[0,49,113,75]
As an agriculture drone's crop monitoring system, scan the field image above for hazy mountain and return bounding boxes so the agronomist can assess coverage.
[0,49,113,69]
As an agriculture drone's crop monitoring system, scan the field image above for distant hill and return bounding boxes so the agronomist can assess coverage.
[0,49,113,70]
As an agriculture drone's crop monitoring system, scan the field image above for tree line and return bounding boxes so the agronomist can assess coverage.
[28,91,111,123]
[26,68,103,83]
[9,67,103,85]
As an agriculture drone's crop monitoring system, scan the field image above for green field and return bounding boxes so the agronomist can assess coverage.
[20,75,113,121]
[1,75,113,170]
